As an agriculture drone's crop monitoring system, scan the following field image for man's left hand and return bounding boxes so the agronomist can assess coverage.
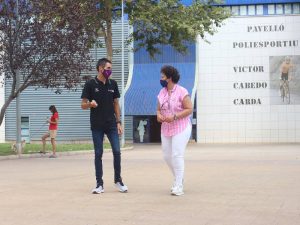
[117,123,123,135]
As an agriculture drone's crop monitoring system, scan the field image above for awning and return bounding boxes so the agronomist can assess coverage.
[125,44,196,116]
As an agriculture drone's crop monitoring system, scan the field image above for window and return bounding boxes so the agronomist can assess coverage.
[221,3,299,17]
[21,117,29,128]
[276,4,283,14]
[293,3,300,14]
[285,4,292,14]
[248,5,255,15]
[240,5,247,16]
[256,5,264,15]
[231,6,239,16]
[268,4,275,14]
[21,117,30,143]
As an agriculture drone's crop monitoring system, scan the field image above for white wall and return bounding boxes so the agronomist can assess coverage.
[197,15,300,143]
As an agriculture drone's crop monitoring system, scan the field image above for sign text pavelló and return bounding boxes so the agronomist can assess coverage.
[232,24,298,105]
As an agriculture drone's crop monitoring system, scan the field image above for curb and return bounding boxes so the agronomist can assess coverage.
[0,146,134,161]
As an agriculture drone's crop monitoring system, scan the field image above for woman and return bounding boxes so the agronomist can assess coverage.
[157,65,193,196]
[41,105,59,158]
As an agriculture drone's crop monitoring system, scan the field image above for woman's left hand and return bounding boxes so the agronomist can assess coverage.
[164,115,175,123]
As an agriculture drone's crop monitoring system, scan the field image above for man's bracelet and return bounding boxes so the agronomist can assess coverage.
[116,120,121,124]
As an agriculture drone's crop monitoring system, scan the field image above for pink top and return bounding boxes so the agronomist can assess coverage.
[157,84,191,137]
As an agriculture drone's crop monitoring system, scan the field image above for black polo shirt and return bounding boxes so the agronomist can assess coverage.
[81,76,120,130]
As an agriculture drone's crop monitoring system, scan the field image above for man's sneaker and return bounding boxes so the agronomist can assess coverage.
[92,185,104,194]
[115,181,128,193]
[171,185,184,196]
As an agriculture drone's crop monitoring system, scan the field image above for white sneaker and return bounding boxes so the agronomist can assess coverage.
[92,185,104,194]
[115,181,128,193]
[171,180,184,192]
[171,182,176,192]
[171,185,184,196]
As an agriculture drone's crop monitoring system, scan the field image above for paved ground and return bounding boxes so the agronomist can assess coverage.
[0,143,300,225]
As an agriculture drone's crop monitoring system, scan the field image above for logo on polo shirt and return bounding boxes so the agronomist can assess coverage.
[95,88,99,92]
[108,89,114,93]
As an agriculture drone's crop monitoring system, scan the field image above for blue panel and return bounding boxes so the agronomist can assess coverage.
[180,0,194,5]
[263,4,269,14]
[125,63,195,115]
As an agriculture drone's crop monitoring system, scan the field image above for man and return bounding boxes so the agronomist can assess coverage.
[280,56,294,97]
[280,56,293,81]
[81,58,128,194]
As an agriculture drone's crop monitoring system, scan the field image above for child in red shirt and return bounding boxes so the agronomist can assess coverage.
[41,105,59,158]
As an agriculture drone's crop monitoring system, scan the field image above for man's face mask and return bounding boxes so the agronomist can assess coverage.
[103,69,112,79]
[160,79,168,88]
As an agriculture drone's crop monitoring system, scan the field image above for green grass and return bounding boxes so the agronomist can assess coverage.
[0,143,112,156]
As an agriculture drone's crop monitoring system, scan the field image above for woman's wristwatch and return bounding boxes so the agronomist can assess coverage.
[173,114,178,121]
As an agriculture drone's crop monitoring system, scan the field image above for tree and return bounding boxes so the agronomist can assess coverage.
[0,0,229,126]
[127,0,230,57]
[71,0,230,59]
[0,0,96,125]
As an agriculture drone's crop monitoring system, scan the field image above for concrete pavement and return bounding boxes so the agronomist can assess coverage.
[0,143,300,225]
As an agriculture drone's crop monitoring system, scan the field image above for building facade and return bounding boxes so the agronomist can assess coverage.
[124,0,300,144]
[3,1,300,144]
[197,1,300,143]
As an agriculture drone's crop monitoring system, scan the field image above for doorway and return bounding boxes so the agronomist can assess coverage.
[133,116,161,143]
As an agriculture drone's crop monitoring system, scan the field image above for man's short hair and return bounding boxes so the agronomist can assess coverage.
[96,58,112,72]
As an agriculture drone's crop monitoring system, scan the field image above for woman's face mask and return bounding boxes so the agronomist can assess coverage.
[160,79,168,88]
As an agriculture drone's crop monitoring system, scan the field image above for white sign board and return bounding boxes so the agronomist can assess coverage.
[197,15,300,143]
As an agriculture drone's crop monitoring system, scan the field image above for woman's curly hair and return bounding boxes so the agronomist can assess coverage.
[160,65,180,83]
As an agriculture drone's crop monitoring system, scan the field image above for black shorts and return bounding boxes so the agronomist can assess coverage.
[281,73,288,81]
